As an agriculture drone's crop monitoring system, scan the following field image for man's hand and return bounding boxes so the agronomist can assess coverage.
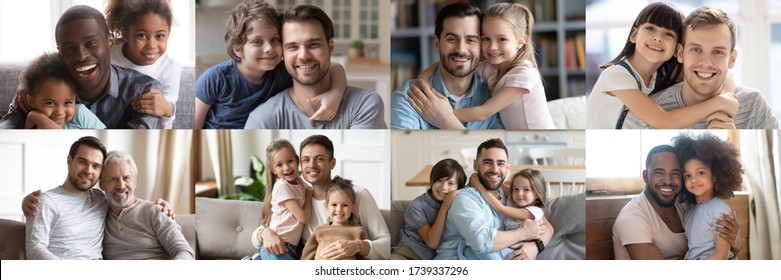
[22,189,42,219]
[715,210,741,254]
[505,242,538,260]
[407,82,463,129]
[706,111,736,129]
[318,239,361,260]
[13,78,31,113]
[132,89,173,117]
[155,198,175,220]
[261,228,288,256]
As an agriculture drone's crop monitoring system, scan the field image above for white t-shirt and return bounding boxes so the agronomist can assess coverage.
[585,60,657,129]
[612,193,687,260]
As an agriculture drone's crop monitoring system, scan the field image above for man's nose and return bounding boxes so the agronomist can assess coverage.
[77,45,90,61]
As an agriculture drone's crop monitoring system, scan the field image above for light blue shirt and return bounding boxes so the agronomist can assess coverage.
[684,198,734,260]
[390,68,503,129]
[64,104,106,129]
[435,187,511,260]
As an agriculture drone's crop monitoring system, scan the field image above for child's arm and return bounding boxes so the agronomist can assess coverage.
[194,98,210,129]
[283,187,312,224]
[469,174,535,220]
[308,63,347,122]
[132,89,174,118]
[416,190,458,249]
[705,231,732,260]
[24,111,63,129]
[454,86,528,122]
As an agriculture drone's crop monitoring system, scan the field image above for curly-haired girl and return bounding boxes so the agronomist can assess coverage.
[673,132,742,260]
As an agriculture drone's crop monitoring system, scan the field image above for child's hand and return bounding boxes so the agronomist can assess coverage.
[469,174,486,193]
[14,83,31,113]
[706,111,736,129]
[715,91,738,118]
[25,110,62,129]
[132,89,173,118]
[307,94,338,122]
[441,190,459,211]
[719,71,736,94]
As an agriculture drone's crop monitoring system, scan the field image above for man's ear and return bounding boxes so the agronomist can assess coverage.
[107,34,115,51]
[676,44,684,63]
[642,170,649,185]
[329,157,336,169]
[328,38,334,54]
[728,49,737,69]
[472,159,478,174]
[434,36,440,54]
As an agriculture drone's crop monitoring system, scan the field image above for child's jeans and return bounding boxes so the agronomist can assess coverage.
[255,242,299,260]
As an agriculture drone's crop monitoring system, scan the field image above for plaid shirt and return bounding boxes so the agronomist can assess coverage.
[1,65,160,129]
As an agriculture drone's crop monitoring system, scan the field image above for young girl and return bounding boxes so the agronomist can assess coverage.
[258,139,312,260]
[414,3,555,129]
[585,2,737,129]
[392,158,466,260]
[105,0,179,128]
[21,52,105,129]
[300,176,368,260]
[195,0,347,129]
[471,169,547,232]
[673,133,741,260]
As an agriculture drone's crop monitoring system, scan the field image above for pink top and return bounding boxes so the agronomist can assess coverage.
[476,60,556,129]
[269,176,307,244]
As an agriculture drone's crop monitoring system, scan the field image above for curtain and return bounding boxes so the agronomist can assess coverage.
[150,130,192,215]
[205,130,234,196]
[740,130,781,260]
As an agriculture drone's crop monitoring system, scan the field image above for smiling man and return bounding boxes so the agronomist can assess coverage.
[622,6,778,129]
[1,5,160,129]
[436,138,551,260]
[243,5,386,129]
[391,3,503,130]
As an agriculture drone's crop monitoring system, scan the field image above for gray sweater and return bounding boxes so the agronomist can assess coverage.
[25,186,107,259]
[103,199,194,260]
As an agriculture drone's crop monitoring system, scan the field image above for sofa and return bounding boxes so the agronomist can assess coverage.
[0,64,195,129]
[389,192,586,260]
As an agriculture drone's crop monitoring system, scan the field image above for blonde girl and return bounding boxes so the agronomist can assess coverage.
[413,3,555,129]
[105,0,179,128]
[257,139,312,260]
[585,2,737,129]
[300,176,368,260]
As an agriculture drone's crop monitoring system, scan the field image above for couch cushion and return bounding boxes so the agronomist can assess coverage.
[0,218,25,260]
[389,200,411,247]
[195,197,263,259]
[175,214,197,259]
[537,192,586,260]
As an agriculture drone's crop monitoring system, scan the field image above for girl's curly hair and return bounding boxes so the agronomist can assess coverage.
[672,133,742,205]
[105,0,173,39]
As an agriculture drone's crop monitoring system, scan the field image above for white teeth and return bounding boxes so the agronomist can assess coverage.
[647,44,663,52]
[76,64,97,72]
[696,71,715,78]
[298,64,315,69]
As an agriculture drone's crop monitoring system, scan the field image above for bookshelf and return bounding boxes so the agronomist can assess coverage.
[391,0,586,99]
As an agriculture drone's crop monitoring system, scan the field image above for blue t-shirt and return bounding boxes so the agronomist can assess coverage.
[399,192,441,260]
[684,198,734,260]
[64,104,106,129]
[195,60,292,129]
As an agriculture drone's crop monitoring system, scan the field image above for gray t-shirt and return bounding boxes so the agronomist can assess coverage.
[243,86,387,129]
[399,192,441,260]
[103,199,194,260]
[622,83,778,129]
[25,186,107,260]
[684,198,734,260]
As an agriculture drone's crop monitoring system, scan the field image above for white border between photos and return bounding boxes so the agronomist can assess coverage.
[1,260,777,279]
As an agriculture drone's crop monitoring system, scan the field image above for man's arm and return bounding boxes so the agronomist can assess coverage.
[354,188,391,259]
[25,194,61,260]
[150,205,194,260]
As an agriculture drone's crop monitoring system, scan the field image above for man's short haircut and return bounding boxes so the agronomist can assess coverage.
[23,52,75,97]
[434,3,482,38]
[645,145,677,170]
[68,136,107,162]
[224,0,280,61]
[475,138,509,161]
[683,6,737,50]
[300,134,335,159]
[279,4,334,42]
[55,5,110,45]
[104,150,139,178]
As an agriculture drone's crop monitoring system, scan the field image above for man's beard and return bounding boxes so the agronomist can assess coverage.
[645,182,678,208]
[68,172,97,191]
[440,52,477,78]
[477,170,503,191]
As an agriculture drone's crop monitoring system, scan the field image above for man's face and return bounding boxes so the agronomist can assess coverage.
[435,16,481,78]
[300,143,335,187]
[677,24,737,99]
[100,161,136,208]
[66,145,103,192]
[282,19,333,86]
[56,18,114,96]
[643,151,682,208]
[473,147,509,191]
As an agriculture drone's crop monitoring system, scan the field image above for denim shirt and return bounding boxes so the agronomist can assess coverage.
[390,68,503,129]
[435,187,511,260]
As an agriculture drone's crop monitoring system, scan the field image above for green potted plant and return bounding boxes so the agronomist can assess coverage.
[221,155,265,201]
[348,39,364,59]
